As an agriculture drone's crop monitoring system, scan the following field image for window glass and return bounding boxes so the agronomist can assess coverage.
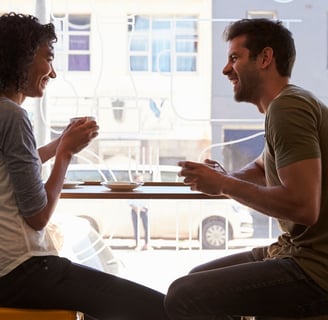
[52,13,91,71]
[151,39,171,72]
[130,56,148,71]
[69,35,89,50]
[134,15,150,30]
[130,38,148,51]
[129,15,198,73]
[69,54,90,71]
[4,0,319,290]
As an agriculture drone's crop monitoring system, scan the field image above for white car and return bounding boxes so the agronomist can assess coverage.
[50,216,122,274]
[64,163,183,183]
[56,164,254,249]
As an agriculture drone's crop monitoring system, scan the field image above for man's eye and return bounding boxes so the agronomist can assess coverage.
[230,55,237,62]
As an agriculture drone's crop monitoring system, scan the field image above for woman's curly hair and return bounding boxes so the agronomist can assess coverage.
[0,12,57,92]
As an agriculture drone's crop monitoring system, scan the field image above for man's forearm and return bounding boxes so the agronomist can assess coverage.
[230,161,266,186]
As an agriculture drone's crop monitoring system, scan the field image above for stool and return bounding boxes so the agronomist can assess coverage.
[0,308,83,320]
[242,316,327,320]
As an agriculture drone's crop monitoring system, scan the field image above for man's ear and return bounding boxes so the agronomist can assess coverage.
[259,47,274,68]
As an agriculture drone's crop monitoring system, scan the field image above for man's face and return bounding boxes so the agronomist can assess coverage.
[222,35,262,104]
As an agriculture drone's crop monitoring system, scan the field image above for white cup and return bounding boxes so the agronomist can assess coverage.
[70,116,96,123]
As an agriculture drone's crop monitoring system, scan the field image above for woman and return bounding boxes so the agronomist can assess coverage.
[0,12,169,320]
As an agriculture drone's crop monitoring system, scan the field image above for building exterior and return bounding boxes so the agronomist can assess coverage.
[1,0,327,173]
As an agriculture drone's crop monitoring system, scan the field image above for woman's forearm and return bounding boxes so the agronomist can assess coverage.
[38,137,61,163]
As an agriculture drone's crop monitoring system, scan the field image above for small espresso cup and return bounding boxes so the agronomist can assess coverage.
[70,116,96,123]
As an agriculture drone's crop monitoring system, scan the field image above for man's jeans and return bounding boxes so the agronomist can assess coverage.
[165,250,328,319]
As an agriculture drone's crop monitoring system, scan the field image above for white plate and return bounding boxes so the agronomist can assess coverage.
[62,181,84,189]
[101,181,143,191]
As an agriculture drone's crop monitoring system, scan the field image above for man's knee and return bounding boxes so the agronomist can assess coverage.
[165,277,190,319]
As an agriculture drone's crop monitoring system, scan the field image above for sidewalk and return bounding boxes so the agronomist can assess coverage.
[113,247,249,293]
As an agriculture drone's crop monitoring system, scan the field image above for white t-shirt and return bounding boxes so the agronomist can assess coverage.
[0,98,57,276]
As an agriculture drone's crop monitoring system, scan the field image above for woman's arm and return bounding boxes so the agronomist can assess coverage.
[25,118,99,230]
[38,137,61,163]
[37,123,71,163]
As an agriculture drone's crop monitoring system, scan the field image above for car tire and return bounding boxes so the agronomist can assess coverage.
[202,218,229,249]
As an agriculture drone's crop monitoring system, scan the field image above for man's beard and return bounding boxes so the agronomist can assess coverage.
[234,76,260,103]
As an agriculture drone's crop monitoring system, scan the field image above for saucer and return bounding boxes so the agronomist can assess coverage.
[101,181,143,191]
[62,181,84,189]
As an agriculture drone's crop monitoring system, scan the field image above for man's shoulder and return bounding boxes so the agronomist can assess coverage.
[275,84,327,111]
[280,84,308,96]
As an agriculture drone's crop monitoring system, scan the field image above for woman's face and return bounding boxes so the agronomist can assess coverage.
[23,43,56,98]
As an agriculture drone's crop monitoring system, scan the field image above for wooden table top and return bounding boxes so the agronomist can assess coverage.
[60,182,223,200]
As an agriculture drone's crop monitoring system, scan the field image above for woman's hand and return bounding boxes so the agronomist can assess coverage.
[57,117,99,157]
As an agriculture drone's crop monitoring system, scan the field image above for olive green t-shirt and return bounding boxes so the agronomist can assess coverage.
[263,84,328,291]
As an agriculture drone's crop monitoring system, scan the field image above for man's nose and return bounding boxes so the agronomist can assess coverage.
[222,62,231,75]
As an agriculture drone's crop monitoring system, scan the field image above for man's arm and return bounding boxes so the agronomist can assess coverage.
[221,157,321,225]
[178,156,321,226]
[229,154,266,186]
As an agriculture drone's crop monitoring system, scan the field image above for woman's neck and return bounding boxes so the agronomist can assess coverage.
[0,90,25,105]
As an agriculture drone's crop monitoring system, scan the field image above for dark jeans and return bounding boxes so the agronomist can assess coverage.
[131,208,149,246]
[0,256,169,320]
[164,250,328,320]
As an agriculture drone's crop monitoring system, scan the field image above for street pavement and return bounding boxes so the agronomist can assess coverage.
[105,210,281,293]
[113,246,261,293]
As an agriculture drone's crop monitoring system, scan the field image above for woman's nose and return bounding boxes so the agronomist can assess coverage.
[50,66,57,79]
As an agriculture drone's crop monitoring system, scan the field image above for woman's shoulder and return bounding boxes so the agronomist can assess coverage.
[0,98,28,122]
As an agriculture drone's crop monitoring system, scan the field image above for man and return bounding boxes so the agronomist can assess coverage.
[128,173,151,250]
[129,199,151,250]
[165,18,328,319]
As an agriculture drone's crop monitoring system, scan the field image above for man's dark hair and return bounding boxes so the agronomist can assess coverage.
[0,12,57,92]
[223,18,296,77]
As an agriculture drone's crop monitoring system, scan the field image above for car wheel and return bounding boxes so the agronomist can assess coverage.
[78,215,100,233]
[202,218,228,249]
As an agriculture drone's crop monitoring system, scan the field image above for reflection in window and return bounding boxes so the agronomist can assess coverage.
[52,13,91,71]
[128,15,198,73]
[223,129,265,172]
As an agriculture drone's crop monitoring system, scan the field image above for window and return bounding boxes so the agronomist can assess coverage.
[128,15,198,73]
[52,13,91,71]
[4,0,320,291]
[223,129,265,172]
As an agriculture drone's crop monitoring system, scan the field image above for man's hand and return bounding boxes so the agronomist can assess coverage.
[177,160,228,195]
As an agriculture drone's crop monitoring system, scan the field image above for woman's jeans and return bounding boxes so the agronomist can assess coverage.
[0,255,169,320]
[165,250,328,320]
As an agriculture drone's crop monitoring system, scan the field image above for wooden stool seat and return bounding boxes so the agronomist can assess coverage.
[0,307,83,320]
